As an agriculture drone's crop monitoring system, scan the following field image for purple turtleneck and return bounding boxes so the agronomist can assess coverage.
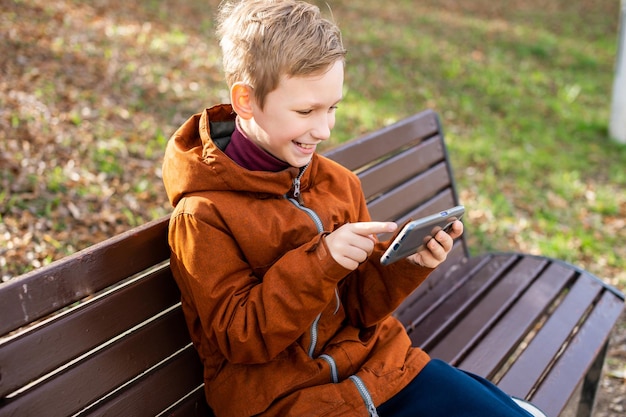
[224,121,290,172]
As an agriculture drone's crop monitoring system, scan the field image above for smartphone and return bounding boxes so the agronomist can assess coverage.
[380,205,465,266]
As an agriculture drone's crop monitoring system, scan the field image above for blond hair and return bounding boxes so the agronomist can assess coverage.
[217,0,346,109]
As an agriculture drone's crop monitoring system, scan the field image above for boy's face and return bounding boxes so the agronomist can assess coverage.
[246,60,344,168]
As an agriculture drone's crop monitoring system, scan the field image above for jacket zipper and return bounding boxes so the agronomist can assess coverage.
[286,165,327,358]
[287,193,324,358]
[286,164,342,376]
[288,199,324,233]
[291,163,309,205]
[349,375,379,417]
[287,163,324,231]
[286,162,320,226]
[308,313,321,358]
[319,354,339,383]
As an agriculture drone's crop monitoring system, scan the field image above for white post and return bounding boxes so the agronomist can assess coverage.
[610,0,626,143]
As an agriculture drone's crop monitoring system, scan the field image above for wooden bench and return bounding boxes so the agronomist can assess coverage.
[1,109,623,417]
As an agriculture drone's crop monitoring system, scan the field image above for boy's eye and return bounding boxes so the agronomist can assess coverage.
[296,105,338,115]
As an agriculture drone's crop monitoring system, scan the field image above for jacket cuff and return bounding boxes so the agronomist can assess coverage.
[305,232,352,279]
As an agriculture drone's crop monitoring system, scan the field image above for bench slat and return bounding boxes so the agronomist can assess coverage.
[162,386,214,417]
[80,346,205,417]
[0,308,190,417]
[324,110,440,171]
[496,274,604,398]
[0,264,178,398]
[528,290,625,416]
[387,189,458,227]
[0,217,170,336]
[420,255,548,354]
[405,254,520,342]
[457,260,576,377]
[358,135,445,201]
[395,256,486,327]
[375,189,460,241]
[367,163,451,222]
[427,255,554,363]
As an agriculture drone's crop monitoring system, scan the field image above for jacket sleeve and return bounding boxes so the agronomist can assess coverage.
[168,202,350,365]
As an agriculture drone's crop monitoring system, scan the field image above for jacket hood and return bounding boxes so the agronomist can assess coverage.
[163,104,304,207]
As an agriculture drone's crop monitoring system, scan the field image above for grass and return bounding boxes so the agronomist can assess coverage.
[0,0,624,290]
[324,0,626,287]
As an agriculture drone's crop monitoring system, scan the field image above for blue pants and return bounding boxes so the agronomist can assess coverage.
[377,359,533,417]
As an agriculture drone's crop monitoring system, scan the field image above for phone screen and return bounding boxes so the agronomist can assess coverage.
[380,205,464,266]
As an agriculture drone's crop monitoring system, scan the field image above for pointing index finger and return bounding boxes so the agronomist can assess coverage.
[349,222,398,236]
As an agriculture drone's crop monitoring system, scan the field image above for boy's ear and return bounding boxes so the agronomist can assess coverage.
[231,82,254,119]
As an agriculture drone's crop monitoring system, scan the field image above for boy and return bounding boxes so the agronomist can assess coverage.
[162,1,546,416]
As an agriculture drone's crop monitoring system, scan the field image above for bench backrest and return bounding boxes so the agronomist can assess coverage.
[0,109,464,416]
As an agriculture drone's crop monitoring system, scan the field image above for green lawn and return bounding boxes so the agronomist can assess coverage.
[0,0,624,289]
[328,0,626,288]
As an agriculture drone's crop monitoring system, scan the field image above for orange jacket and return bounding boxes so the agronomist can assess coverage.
[163,105,433,417]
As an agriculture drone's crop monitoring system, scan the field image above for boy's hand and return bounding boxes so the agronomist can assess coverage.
[325,222,397,270]
[407,220,464,268]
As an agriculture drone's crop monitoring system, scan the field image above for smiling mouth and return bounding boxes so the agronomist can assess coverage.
[294,141,316,150]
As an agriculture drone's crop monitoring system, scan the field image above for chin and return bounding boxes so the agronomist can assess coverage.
[292,156,313,168]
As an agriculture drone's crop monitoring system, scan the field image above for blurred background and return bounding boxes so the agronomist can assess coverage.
[1,0,624,414]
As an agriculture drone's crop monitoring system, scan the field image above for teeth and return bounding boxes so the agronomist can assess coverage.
[296,142,314,149]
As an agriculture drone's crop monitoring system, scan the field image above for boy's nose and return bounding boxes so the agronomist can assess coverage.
[312,114,332,141]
